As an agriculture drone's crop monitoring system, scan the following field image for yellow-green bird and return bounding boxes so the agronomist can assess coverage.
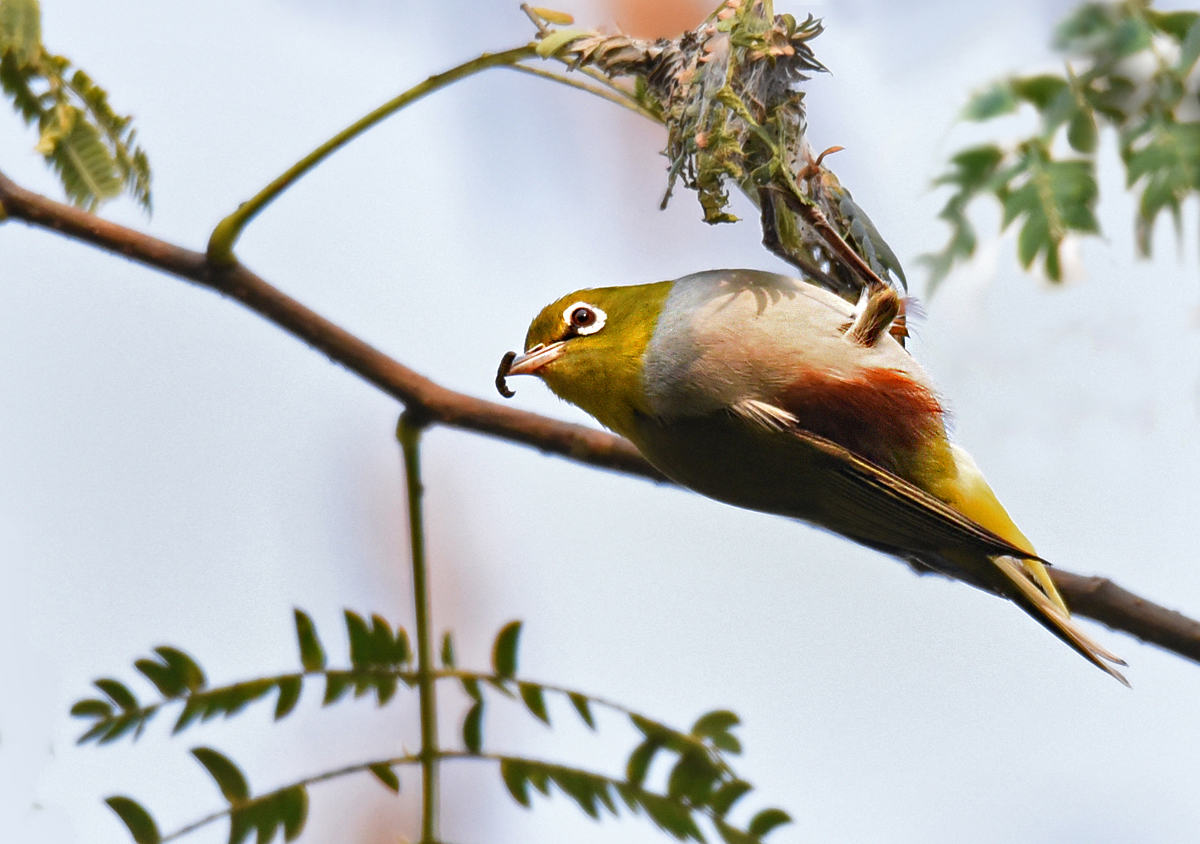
[500,269,1126,683]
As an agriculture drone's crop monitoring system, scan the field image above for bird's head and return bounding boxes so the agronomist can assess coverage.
[498,281,673,439]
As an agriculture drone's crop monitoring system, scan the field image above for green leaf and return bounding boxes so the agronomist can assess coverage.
[1124,121,1200,255]
[963,81,1017,120]
[1083,73,1135,123]
[1109,16,1154,58]
[70,698,113,719]
[0,0,42,67]
[77,718,114,745]
[274,676,302,720]
[375,673,398,706]
[95,678,138,711]
[638,791,704,841]
[293,610,325,672]
[199,679,275,719]
[368,763,400,793]
[279,786,308,842]
[691,710,738,739]
[1176,18,1200,74]
[155,647,205,692]
[440,632,456,668]
[747,807,792,838]
[1147,9,1200,42]
[228,785,308,844]
[492,621,522,678]
[345,610,373,668]
[97,712,143,744]
[626,737,662,787]
[547,767,608,819]
[1067,108,1098,154]
[691,709,742,752]
[667,749,721,805]
[323,671,351,706]
[463,700,484,754]
[709,779,753,816]
[134,658,183,699]
[391,626,411,667]
[105,796,161,844]
[172,697,203,734]
[0,52,40,122]
[568,692,596,730]
[461,675,482,703]
[934,145,1005,192]
[1056,3,1150,58]
[535,27,590,59]
[45,115,123,210]
[500,759,531,807]
[1016,213,1044,268]
[518,682,550,724]
[714,817,756,844]
[191,746,250,804]
[1010,74,1068,112]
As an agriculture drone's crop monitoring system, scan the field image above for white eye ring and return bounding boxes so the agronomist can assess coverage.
[562,301,607,336]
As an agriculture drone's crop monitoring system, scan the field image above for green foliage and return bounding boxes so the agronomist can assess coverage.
[105,797,161,844]
[0,0,151,210]
[440,631,456,668]
[71,610,420,749]
[368,762,401,793]
[192,746,251,803]
[492,620,522,678]
[524,5,905,298]
[926,0,1200,287]
[191,748,309,844]
[76,611,791,844]
[293,609,325,672]
[497,726,792,844]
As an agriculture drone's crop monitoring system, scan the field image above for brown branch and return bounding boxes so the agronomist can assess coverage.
[3,169,1198,669]
[0,169,663,483]
[1051,571,1200,661]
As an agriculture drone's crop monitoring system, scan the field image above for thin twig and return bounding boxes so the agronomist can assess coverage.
[159,753,422,842]
[3,169,1199,667]
[507,62,661,122]
[205,45,538,264]
[397,413,440,844]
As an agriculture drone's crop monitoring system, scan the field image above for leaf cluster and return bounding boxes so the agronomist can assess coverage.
[925,0,1200,287]
[458,622,792,843]
[495,707,790,844]
[524,3,906,298]
[106,747,309,844]
[74,610,791,844]
[71,611,414,748]
[0,0,150,210]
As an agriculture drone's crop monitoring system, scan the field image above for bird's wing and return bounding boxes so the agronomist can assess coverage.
[803,431,1040,559]
[731,400,1127,682]
[724,400,1046,561]
[730,399,1034,559]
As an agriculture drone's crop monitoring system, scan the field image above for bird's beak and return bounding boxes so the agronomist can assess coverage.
[496,342,566,398]
[507,342,566,376]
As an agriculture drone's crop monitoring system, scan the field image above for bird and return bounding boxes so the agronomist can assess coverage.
[498,268,1126,683]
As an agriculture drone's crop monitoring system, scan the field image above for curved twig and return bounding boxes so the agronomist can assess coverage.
[205,45,538,264]
[3,169,1198,668]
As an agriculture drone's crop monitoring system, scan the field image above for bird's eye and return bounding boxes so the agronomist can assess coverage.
[561,301,607,336]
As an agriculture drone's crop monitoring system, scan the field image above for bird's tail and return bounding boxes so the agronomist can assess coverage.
[991,555,1128,686]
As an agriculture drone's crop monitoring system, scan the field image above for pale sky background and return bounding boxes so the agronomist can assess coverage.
[3,1,1200,843]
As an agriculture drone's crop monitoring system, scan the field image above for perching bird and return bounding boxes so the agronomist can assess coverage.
[498,269,1126,683]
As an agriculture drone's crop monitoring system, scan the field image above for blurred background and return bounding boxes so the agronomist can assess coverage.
[3,1,1200,842]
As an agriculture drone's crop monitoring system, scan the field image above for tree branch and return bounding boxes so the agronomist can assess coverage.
[3,169,1198,669]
